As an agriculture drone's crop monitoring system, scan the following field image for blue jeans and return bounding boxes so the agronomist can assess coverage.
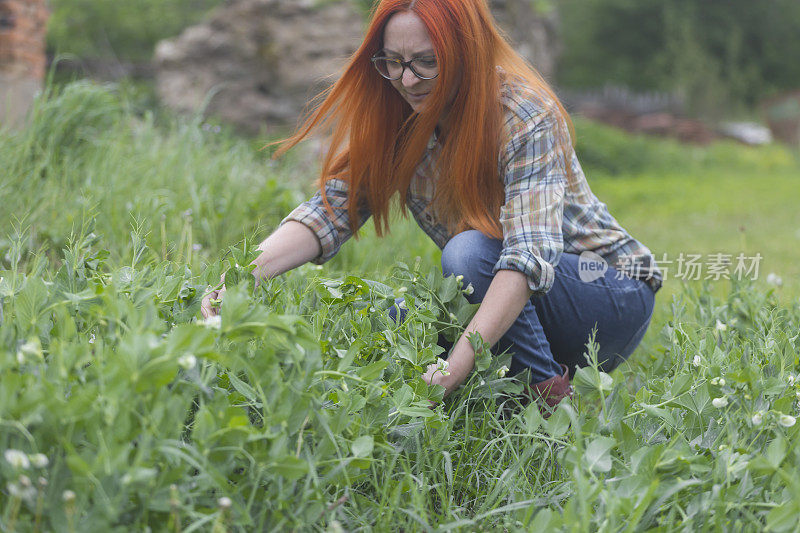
[393,230,656,382]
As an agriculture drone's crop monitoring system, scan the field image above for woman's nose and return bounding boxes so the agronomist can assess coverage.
[401,66,419,88]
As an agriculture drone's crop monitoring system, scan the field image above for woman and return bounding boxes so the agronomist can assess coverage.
[201,0,662,409]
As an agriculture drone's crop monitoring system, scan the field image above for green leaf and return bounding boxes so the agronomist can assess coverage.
[272,456,309,481]
[572,366,613,397]
[442,451,453,485]
[767,501,800,532]
[583,436,616,473]
[351,435,374,458]
[394,384,413,408]
[397,406,435,418]
[337,339,363,372]
[437,275,459,303]
[358,360,389,381]
[228,372,257,403]
[523,403,544,433]
[765,435,787,469]
[640,403,676,427]
[395,341,418,366]
[545,406,570,437]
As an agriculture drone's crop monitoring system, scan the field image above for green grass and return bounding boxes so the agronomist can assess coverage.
[1,81,304,268]
[2,81,800,531]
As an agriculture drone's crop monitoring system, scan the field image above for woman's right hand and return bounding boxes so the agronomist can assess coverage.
[201,275,226,318]
[199,221,322,318]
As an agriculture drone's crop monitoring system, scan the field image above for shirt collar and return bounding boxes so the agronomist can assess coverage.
[426,127,439,150]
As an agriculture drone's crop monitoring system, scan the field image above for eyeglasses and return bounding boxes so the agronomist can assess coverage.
[371,54,439,81]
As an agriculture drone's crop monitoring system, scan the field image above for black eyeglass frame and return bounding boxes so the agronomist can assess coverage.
[370,54,440,81]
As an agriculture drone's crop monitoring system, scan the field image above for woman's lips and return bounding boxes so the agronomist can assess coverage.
[407,92,429,101]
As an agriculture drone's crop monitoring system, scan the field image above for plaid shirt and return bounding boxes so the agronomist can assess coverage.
[282,73,663,295]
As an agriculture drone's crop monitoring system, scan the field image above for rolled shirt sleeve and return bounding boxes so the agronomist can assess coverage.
[494,108,567,295]
[280,177,371,264]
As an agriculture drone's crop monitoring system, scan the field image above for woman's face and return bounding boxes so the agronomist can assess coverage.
[381,11,441,113]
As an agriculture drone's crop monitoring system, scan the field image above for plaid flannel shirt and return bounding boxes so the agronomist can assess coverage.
[282,71,663,295]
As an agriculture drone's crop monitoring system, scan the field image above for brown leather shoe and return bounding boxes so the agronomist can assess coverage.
[524,364,573,417]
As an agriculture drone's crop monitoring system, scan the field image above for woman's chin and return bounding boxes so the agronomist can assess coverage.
[408,100,428,113]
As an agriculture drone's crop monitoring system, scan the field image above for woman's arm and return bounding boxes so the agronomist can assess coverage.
[251,220,322,280]
[422,269,532,395]
[200,221,321,317]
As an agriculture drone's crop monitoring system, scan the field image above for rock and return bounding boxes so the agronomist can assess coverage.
[489,0,560,82]
[0,0,48,129]
[633,113,675,136]
[718,122,772,145]
[154,0,364,134]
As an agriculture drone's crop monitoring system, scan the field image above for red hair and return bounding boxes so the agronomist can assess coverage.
[269,0,573,240]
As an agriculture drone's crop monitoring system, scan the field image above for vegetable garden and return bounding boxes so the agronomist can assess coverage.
[2,82,800,531]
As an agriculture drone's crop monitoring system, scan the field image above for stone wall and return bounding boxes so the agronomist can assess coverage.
[0,0,49,129]
[154,0,561,134]
[490,0,560,82]
[155,0,364,135]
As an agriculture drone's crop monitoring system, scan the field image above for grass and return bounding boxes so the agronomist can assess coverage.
[2,80,800,531]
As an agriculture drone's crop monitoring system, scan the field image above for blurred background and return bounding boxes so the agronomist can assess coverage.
[1,0,799,305]
[2,0,799,140]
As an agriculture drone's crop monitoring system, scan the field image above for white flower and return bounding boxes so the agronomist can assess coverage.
[692,355,702,367]
[16,339,42,364]
[715,319,727,332]
[497,365,509,378]
[778,414,796,427]
[436,359,449,371]
[29,453,48,468]
[480,379,486,386]
[448,312,457,321]
[712,397,728,408]
[178,354,197,370]
[456,275,464,282]
[398,300,407,310]
[463,284,474,295]
[218,496,232,509]
[766,273,783,287]
[711,377,720,386]
[4,449,30,470]
[62,490,76,503]
[89,333,95,344]
[397,286,408,294]
[788,375,796,386]
[6,477,35,501]
[199,314,222,330]
[718,378,726,387]
[751,412,763,426]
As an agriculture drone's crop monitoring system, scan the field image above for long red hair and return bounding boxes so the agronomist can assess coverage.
[269,0,573,239]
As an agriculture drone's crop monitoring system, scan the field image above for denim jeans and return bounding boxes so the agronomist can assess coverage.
[392,230,656,383]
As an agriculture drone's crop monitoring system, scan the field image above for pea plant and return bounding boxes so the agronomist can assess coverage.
[1,220,799,531]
